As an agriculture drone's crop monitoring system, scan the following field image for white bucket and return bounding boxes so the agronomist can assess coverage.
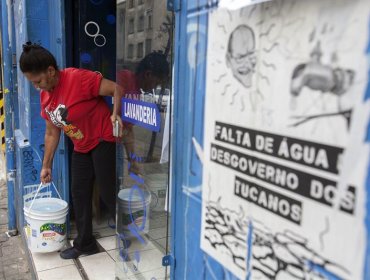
[117,188,151,237]
[23,183,68,253]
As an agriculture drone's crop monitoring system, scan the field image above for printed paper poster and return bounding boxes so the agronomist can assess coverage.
[200,0,370,279]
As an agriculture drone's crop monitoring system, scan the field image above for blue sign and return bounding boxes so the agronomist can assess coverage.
[121,98,161,132]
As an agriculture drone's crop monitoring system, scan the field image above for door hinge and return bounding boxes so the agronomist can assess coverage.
[162,254,175,267]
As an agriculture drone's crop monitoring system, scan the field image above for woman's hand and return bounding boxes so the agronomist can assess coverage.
[111,114,123,137]
[40,168,52,184]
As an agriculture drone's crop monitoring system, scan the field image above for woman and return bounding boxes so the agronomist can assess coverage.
[20,42,123,259]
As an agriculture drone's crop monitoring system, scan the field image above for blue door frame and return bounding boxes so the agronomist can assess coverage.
[0,0,18,233]
[170,0,239,279]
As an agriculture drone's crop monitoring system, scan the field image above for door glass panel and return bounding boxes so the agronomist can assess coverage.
[115,0,173,279]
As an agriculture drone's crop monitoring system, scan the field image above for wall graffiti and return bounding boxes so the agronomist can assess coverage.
[23,150,38,183]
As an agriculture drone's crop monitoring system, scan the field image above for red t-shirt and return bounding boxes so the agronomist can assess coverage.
[40,68,115,153]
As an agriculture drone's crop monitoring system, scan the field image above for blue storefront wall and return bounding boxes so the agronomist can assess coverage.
[0,0,69,231]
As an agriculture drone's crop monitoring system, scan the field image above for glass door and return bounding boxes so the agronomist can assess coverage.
[115,0,173,279]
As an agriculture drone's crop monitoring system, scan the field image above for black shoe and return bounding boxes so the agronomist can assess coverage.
[60,246,99,259]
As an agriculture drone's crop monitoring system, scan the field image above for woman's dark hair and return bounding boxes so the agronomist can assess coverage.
[19,42,58,73]
[136,51,169,78]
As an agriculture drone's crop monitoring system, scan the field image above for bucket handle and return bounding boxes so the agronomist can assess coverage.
[28,182,62,211]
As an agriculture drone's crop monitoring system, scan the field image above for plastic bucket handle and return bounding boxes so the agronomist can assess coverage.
[28,182,62,212]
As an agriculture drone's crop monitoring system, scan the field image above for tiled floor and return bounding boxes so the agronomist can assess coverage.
[101,235,156,254]
[96,235,118,251]
[28,210,170,280]
[113,248,167,279]
[37,265,82,280]
[79,252,115,280]
[31,251,74,272]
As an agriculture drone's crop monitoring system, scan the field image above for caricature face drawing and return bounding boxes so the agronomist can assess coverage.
[226,25,257,88]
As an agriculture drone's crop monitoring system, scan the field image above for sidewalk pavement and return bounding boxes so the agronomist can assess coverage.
[0,170,33,279]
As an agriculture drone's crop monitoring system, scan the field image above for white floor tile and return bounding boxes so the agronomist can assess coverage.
[108,248,122,263]
[153,238,167,252]
[79,252,115,280]
[131,248,164,275]
[93,226,116,238]
[147,227,167,240]
[97,235,116,251]
[115,268,133,280]
[116,266,168,280]
[108,237,156,263]
[111,247,164,277]
[38,265,82,280]
[132,267,168,280]
[31,250,74,272]
[149,216,167,230]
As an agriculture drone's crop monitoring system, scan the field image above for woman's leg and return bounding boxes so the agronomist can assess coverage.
[71,151,97,251]
[91,141,117,220]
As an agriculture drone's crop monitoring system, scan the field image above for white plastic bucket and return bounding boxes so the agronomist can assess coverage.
[117,188,151,236]
[23,183,68,253]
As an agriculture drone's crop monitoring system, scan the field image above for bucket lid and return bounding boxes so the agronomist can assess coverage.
[118,188,151,203]
[24,197,68,215]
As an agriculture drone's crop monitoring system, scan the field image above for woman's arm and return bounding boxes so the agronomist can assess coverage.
[99,78,141,174]
[99,78,124,136]
[41,120,61,183]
